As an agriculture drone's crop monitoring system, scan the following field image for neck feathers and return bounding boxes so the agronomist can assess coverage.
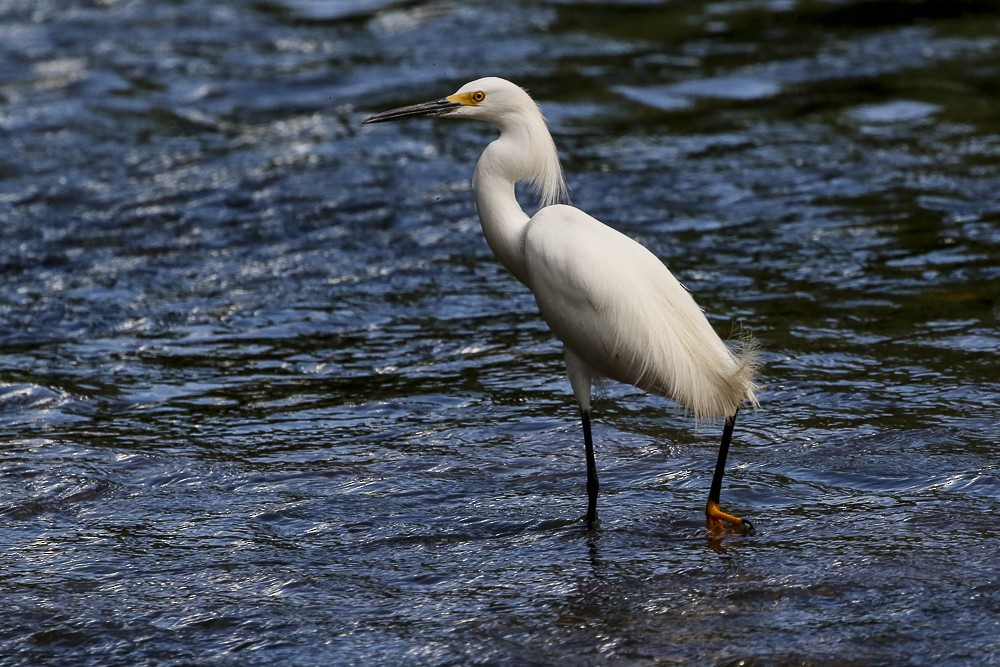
[471,99,568,284]
[477,104,568,210]
[525,110,569,207]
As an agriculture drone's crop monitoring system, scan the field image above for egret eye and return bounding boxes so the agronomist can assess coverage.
[471,91,486,103]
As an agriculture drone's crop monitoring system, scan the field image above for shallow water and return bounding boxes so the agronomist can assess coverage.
[1,1,998,665]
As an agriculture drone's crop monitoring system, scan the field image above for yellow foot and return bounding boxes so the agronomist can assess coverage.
[706,499,755,536]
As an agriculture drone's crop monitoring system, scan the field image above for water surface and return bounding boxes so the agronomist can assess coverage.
[1,1,998,665]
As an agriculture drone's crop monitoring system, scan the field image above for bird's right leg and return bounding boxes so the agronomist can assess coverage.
[582,409,599,527]
[565,349,599,527]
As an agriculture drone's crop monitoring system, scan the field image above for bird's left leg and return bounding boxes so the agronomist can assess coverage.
[706,409,754,535]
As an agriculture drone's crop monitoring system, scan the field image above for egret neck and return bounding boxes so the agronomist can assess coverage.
[472,109,566,286]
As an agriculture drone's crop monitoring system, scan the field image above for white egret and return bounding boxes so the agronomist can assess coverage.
[363,77,759,534]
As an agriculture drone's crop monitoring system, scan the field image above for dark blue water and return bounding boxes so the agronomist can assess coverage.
[2,1,998,665]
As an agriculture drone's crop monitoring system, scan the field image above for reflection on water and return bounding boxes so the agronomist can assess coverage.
[1,0,998,665]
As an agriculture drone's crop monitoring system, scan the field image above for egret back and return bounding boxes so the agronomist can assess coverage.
[524,205,758,420]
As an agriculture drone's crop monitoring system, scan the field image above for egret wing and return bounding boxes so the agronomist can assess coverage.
[523,205,754,418]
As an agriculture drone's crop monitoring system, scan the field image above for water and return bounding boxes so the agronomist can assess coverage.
[1,0,998,664]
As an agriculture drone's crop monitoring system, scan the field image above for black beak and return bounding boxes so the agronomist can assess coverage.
[362,98,462,124]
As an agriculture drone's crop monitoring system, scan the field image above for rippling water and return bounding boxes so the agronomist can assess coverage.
[2,1,998,665]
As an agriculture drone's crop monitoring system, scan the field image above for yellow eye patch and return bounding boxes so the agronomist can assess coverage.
[447,90,487,106]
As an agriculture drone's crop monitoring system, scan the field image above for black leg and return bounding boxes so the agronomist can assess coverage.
[708,408,738,506]
[706,407,754,534]
[582,409,599,527]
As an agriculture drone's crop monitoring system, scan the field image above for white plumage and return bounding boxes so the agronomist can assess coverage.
[525,204,758,418]
[364,76,759,534]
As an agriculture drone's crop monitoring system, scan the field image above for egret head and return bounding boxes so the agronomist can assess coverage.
[363,77,568,207]
[362,77,540,129]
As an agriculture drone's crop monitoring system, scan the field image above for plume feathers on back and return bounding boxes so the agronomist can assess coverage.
[524,205,758,420]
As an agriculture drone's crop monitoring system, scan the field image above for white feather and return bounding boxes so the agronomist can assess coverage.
[454,77,757,418]
[525,205,757,420]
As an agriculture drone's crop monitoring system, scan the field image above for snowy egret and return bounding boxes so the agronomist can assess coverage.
[363,77,759,534]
